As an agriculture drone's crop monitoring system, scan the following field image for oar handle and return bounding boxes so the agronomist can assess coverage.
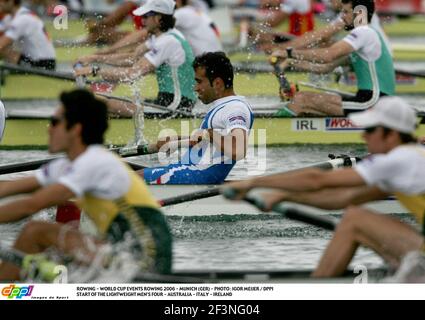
[159,187,220,207]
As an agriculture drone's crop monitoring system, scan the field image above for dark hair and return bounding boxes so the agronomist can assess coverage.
[60,89,108,145]
[158,14,175,32]
[193,52,234,89]
[341,0,374,23]
[381,127,416,143]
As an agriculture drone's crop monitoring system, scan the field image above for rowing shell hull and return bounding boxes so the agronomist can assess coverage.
[149,185,407,216]
[3,117,425,147]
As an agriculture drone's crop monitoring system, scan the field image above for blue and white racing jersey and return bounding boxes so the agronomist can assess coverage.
[144,95,254,184]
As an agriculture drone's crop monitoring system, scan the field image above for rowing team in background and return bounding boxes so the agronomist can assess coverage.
[0,48,424,281]
[0,0,404,120]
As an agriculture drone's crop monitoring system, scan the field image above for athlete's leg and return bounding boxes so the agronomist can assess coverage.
[288,91,343,116]
[313,206,424,277]
[0,221,99,281]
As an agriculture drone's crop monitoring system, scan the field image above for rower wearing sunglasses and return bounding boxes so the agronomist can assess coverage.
[223,96,425,279]
[0,89,172,281]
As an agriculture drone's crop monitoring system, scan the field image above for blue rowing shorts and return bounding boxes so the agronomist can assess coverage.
[143,163,233,185]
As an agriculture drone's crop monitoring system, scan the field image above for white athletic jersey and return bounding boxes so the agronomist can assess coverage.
[5,7,55,60]
[355,145,425,194]
[35,145,131,199]
[0,100,5,143]
[370,14,392,55]
[342,25,382,62]
[174,6,222,56]
[281,0,311,14]
[144,28,185,68]
[0,14,12,33]
[196,95,254,165]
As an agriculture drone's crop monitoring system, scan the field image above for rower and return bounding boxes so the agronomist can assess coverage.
[0,0,56,70]
[271,0,395,116]
[223,96,425,278]
[74,0,197,116]
[139,51,254,184]
[87,0,222,58]
[0,89,172,281]
[262,0,391,55]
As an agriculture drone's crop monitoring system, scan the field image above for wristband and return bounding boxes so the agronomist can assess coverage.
[92,65,100,77]
[286,47,293,59]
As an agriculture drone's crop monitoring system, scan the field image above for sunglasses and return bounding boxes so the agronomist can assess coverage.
[50,116,63,127]
[364,126,379,134]
[143,11,157,17]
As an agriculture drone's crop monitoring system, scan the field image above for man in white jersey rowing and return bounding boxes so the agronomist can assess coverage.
[0,0,55,69]
[140,51,254,184]
[0,89,172,281]
[85,0,222,58]
[75,0,196,116]
[261,0,391,55]
[224,96,425,278]
[271,0,395,116]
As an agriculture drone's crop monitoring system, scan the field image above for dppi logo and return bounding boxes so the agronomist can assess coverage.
[1,285,34,299]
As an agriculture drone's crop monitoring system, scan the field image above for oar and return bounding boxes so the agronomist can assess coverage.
[0,62,95,84]
[298,81,356,99]
[221,188,337,230]
[0,144,158,175]
[95,92,194,118]
[395,68,425,79]
[157,156,358,207]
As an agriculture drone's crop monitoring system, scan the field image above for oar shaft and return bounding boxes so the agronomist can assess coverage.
[0,144,157,175]
[159,187,220,207]
[0,62,94,84]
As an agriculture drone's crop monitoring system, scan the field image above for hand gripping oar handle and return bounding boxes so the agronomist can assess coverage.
[0,244,61,282]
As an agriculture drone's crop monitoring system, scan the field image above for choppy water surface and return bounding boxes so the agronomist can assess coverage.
[0,145,411,276]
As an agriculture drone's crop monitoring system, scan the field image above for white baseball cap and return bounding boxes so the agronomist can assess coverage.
[133,0,175,16]
[349,96,417,134]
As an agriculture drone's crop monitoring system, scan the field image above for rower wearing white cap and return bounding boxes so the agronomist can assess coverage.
[224,96,425,278]
[75,0,196,115]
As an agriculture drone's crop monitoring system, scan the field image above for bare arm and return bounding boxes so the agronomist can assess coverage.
[96,29,148,55]
[276,19,345,50]
[263,11,288,28]
[223,167,367,200]
[0,183,75,223]
[273,40,354,64]
[287,56,349,74]
[195,128,247,161]
[76,56,155,82]
[258,186,389,211]
[0,36,13,55]
[0,177,41,198]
